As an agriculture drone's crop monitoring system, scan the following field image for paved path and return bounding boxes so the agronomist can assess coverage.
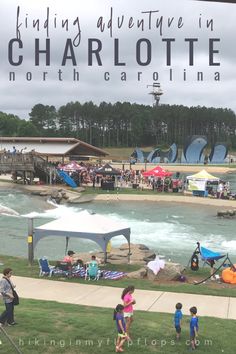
[14,276,236,320]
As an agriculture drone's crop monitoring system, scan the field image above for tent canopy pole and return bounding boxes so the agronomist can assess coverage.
[65,236,69,255]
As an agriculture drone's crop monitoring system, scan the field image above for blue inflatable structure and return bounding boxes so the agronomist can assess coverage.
[209,142,228,164]
[131,138,228,164]
[131,144,178,164]
[182,136,207,163]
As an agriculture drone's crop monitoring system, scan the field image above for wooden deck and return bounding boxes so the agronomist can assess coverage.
[0,152,48,184]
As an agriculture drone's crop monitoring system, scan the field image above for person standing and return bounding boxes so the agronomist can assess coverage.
[189,306,199,350]
[217,182,224,199]
[113,304,129,353]
[121,285,136,337]
[174,302,183,340]
[0,268,17,326]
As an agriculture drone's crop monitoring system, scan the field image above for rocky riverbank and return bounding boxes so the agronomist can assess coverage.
[1,177,236,207]
[73,243,184,281]
[217,209,236,217]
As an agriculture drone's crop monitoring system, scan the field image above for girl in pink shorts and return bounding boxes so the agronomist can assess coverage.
[121,285,136,337]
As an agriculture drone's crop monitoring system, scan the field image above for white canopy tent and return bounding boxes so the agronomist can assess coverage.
[186,169,219,194]
[29,210,131,263]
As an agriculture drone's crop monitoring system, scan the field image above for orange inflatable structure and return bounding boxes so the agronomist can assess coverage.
[221,265,236,284]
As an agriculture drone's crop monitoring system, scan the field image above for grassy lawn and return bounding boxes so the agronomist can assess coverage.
[82,187,161,195]
[103,147,154,161]
[81,186,188,196]
[0,256,236,298]
[0,299,235,354]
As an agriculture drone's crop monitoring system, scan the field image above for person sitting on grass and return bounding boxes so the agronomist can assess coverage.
[189,306,199,350]
[63,250,83,268]
[90,255,98,265]
[63,250,76,265]
[174,302,183,340]
[113,304,129,353]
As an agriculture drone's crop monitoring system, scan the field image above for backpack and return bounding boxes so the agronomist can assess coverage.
[191,253,199,271]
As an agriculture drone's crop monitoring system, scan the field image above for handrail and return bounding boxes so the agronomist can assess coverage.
[0,326,23,354]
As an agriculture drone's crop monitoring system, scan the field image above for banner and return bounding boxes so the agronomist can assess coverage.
[0,0,235,118]
[188,179,207,191]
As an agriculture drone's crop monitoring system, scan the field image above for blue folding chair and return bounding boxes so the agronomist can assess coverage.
[38,257,55,277]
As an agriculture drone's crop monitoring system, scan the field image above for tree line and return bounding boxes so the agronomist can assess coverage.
[1,101,236,148]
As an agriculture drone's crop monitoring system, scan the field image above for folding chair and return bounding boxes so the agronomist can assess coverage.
[38,257,55,277]
[85,261,100,281]
[189,242,234,285]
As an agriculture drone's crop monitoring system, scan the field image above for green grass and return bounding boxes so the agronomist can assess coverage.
[0,299,235,354]
[82,187,165,195]
[81,186,187,197]
[104,147,154,161]
[0,256,236,298]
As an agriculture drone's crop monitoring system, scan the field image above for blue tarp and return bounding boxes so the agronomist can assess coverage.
[200,246,225,261]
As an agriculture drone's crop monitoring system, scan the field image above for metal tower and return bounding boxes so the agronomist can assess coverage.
[147,83,163,107]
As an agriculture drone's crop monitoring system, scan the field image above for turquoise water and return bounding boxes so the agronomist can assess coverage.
[0,186,236,264]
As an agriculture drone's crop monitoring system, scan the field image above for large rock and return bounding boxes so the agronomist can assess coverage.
[46,188,69,203]
[61,191,69,200]
[120,243,149,251]
[68,194,95,204]
[39,191,49,196]
[72,244,156,266]
[217,209,236,217]
[147,262,184,281]
[74,187,86,193]
[126,267,147,279]
[107,244,156,265]
[31,188,49,196]
[50,189,63,204]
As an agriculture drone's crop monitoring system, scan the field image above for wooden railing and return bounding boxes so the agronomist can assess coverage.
[0,152,46,172]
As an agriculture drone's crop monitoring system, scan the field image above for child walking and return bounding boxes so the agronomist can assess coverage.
[114,304,128,353]
[121,285,136,337]
[174,302,183,340]
[189,306,199,350]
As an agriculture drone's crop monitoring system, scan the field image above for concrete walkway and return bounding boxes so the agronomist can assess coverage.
[14,276,236,320]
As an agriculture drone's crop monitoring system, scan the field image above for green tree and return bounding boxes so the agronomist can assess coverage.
[29,104,57,133]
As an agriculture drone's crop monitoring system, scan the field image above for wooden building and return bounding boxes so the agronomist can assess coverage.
[0,137,108,184]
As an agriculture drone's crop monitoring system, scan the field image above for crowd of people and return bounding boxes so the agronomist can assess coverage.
[51,160,236,199]
[53,161,184,193]
[216,181,231,199]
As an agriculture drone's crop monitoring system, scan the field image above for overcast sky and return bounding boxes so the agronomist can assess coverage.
[1,0,236,119]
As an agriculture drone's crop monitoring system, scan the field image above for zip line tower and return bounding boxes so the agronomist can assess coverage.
[147,83,163,107]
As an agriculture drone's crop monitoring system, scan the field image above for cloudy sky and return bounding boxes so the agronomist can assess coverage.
[1,0,236,119]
